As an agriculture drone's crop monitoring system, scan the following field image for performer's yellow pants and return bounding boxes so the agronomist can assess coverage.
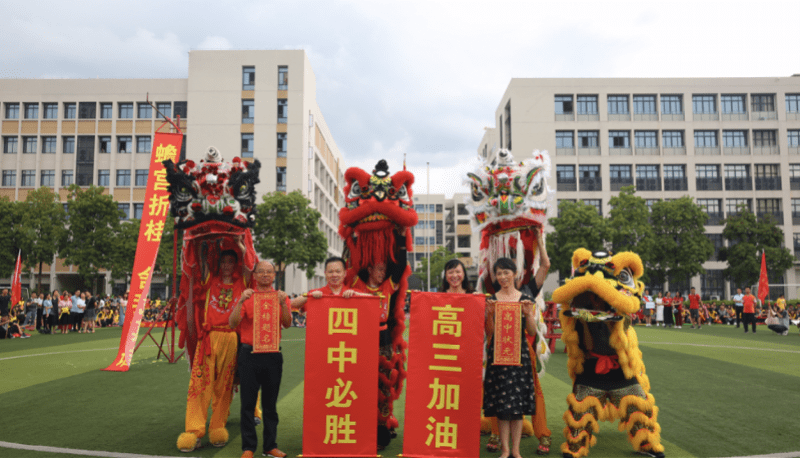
[185,330,238,438]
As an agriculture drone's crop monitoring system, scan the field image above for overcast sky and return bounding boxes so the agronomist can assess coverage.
[2,0,799,196]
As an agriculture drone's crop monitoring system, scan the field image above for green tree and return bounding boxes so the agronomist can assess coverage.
[415,246,457,291]
[546,200,606,281]
[16,187,67,293]
[605,186,654,281]
[252,191,327,290]
[60,185,123,293]
[0,197,21,278]
[107,218,140,288]
[719,209,794,291]
[649,197,713,288]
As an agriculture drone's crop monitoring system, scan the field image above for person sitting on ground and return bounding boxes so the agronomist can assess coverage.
[766,296,790,336]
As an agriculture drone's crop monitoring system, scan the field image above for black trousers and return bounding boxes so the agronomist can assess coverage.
[735,306,744,327]
[742,313,756,333]
[663,306,674,326]
[238,345,283,453]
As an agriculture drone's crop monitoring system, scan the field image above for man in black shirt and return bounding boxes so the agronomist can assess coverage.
[0,289,10,318]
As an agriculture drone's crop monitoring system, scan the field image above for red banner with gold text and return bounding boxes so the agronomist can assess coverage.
[493,301,522,366]
[403,292,485,458]
[253,291,280,353]
[303,295,380,457]
[103,132,183,372]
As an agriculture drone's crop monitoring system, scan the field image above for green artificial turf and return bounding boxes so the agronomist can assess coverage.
[1,324,798,458]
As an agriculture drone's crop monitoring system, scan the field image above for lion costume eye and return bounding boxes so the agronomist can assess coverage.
[348,181,361,199]
[395,184,408,200]
[617,268,635,289]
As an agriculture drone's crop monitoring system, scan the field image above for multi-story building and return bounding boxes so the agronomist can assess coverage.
[479,76,800,299]
[0,50,345,296]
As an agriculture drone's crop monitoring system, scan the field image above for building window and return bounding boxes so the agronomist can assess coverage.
[607,95,629,114]
[556,131,574,148]
[661,95,682,114]
[577,131,599,147]
[556,165,576,192]
[118,103,133,119]
[788,130,800,146]
[582,199,602,215]
[23,136,37,154]
[40,170,55,187]
[78,102,96,119]
[694,130,718,147]
[276,166,287,192]
[137,102,152,119]
[118,136,132,154]
[277,133,287,157]
[42,136,56,154]
[663,164,687,191]
[135,169,148,187]
[701,270,725,299]
[243,66,255,90]
[662,131,684,147]
[24,103,39,119]
[707,234,723,261]
[98,169,110,186]
[61,170,74,187]
[753,130,777,146]
[64,103,76,119]
[786,94,800,113]
[99,136,111,154]
[173,101,187,119]
[609,164,633,190]
[278,66,288,90]
[43,103,57,119]
[63,136,75,154]
[3,137,18,154]
[751,94,775,112]
[116,170,131,186]
[726,198,751,214]
[133,203,144,220]
[696,164,722,191]
[634,131,657,148]
[136,136,151,154]
[156,102,171,118]
[697,199,722,225]
[20,170,35,187]
[720,94,746,113]
[2,170,15,186]
[633,95,656,113]
[118,203,130,220]
[554,95,573,114]
[754,164,781,190]
[277,99,288,124]
[241,133,254,158]
[756,198,782,224]
[791,164,800,190]
[242,100,254,124]
[504,101,512,150]
[609,131,630,148]
[636,165,661,191]
[692,95,716,113]
[577,95,598,114]
[579,165,601,191]
[5,103,19,119]
[100,103,113,119]
[724,164,752,191]
[722,130,747,147]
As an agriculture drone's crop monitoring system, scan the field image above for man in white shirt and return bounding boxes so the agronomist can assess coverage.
[732,288,744,328]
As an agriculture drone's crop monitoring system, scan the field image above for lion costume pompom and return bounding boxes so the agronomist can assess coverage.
[553,249,664,458]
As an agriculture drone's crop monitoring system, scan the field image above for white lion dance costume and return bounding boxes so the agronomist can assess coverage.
[553,249,664,458]
[465,148,554,452]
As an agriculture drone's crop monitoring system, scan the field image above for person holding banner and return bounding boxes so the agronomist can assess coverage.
[484,254,548,458]
[441,259,475,294]
[291,257,359,312]
[229,260,291,458]
[177,237,251,453]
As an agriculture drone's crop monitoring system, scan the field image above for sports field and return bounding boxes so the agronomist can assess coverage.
[1,323,798,458]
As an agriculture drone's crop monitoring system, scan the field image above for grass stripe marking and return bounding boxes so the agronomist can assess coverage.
[0,441,196,458]
[639,341,800,354]
[716,453,800,458]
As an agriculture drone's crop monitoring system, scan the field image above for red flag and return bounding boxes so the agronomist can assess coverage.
[757,251,769,302]
[10,250,21,307]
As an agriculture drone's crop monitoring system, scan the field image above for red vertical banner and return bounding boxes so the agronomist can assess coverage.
[10,250,21,308]
[303,295,380,457]
[758,251,769,302]
[403,292,485,458]
[493,302,522,366]
[253,291,280,353]
[103,132,183,372]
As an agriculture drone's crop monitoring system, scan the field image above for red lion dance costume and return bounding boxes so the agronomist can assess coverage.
[338,159,417,448]
[162,146,261,451]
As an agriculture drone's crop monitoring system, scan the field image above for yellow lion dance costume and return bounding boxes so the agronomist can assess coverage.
[553,249,664,458]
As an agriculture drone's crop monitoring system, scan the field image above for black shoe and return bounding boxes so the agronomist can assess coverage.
[563,453,574,458]
[637,451,665,458]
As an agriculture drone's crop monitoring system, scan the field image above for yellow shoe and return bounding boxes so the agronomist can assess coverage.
[177,432,200,453]
[264,448,287,458]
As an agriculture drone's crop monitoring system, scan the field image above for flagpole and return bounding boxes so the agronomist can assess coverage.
[426,162,430,291]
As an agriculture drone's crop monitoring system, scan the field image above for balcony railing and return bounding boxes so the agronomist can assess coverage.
[556,147,575,156]
[555,113,574,121]
[789,146,800,155]
[636,178,661,191]
[661,113,684,121]
[753,145,779,155]
[695,146,720,155]
[578,147,601,156]
[791,177,800,190]
[755,176,782,190]
[663,177,688,191]
[696,177,722,191]
[724,146,750,155]
[577,113,599,121]
[752,111,777,120]
[705,212,724,225]
[793,212,800,226]
[557,181,577,192]
[633,113,658,121]
[608,113,631,121]
[609,147,632,156]
[721,112,748,121]
[610,178,634,191]
[725,177,752,191]
[694,112,719,121]
[757,211,783,225]
[579,177,602,192]
[788,112,800,121]
[636,147,660,156]
[663,147,686,155]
